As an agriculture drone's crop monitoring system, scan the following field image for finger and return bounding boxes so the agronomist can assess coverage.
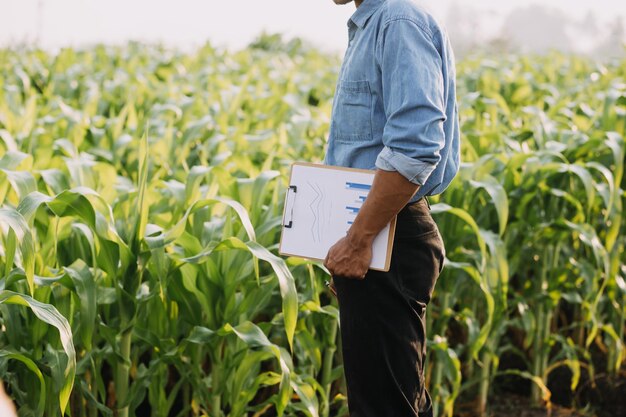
[323,250,331,270]
[341,269,366,280]
[324,262,333,276]
[324,244,333,263]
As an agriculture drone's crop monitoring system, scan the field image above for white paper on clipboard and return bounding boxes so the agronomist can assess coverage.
[278,162,396,271]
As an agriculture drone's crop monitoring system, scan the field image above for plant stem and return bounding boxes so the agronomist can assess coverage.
[320,318,338,417]
[531,249,553,406]
[87,366,97,417]
[478,350,492,417]
[531,301,545,405]
[211,340,225,417]
[430,292,451,417]
[116,329,132,417]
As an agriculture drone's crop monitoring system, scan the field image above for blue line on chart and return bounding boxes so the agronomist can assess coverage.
[358,195,367,201]
[346,206,360,213]
[347,221,354,225]
[346,182,371,191]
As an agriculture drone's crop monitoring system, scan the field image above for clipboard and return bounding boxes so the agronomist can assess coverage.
[278,162,396,271]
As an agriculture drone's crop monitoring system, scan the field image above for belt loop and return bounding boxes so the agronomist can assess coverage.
[425,196,431,210]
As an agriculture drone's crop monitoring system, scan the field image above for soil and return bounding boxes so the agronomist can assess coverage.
[453,393,590,417]
[490,394,587,417]
[451,368,626,417]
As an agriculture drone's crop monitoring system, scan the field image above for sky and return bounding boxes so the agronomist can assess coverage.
[1,0,625,54]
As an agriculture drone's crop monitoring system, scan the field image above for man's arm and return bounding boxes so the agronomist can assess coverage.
[324,18,446,280]
[323,169,418,279]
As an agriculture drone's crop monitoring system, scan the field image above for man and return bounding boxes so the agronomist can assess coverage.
[322,0,460,416]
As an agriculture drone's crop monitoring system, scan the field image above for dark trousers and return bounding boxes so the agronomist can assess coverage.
[334,197,445,417]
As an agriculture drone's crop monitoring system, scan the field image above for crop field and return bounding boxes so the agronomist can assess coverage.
[0,36,625,417]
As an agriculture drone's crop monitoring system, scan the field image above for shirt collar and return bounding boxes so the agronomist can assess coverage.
[348,0,385,29]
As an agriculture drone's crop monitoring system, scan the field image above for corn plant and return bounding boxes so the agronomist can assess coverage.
[0,37,624,417]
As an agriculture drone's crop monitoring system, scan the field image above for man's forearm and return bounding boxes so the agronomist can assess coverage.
[323,169,420,280]
[347,169,420,248]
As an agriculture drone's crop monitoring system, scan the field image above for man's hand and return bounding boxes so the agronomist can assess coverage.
[324,233,373,280]
[324,234,372,279]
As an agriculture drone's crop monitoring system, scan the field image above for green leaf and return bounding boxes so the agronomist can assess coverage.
[0,208,35,294]
[179,236,297,351]
[63,259,96,350]
[145,197,256,249]
[1,169,37,200]
[430,203,487,266]
[469,175,509,236]
[39,169,70,195]
[0,350,46,416]
[0,150,31,170]
[134,129,150,248]
[224,322,292,416]
[0,129,18,151]
[0,291,76,415]
[188,321,293,416]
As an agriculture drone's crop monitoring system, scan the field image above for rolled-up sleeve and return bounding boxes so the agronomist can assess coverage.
[374,18,446,186]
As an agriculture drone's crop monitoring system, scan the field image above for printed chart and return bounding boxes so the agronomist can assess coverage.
[345,182,371,226]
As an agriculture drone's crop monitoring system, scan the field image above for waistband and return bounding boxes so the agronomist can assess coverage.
[398,196,431,219]
[407,196,431,209]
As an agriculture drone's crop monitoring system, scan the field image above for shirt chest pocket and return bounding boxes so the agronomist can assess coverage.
[331,80,373,143]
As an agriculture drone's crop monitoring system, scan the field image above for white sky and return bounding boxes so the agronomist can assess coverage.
[1,0,625,54]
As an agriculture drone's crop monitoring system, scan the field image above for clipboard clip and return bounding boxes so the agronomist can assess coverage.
[283,185,297,228]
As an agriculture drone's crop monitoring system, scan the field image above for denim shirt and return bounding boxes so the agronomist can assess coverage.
[323,0,460,202]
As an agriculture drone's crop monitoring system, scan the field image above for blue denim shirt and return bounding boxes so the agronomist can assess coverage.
[324,0,460,202]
